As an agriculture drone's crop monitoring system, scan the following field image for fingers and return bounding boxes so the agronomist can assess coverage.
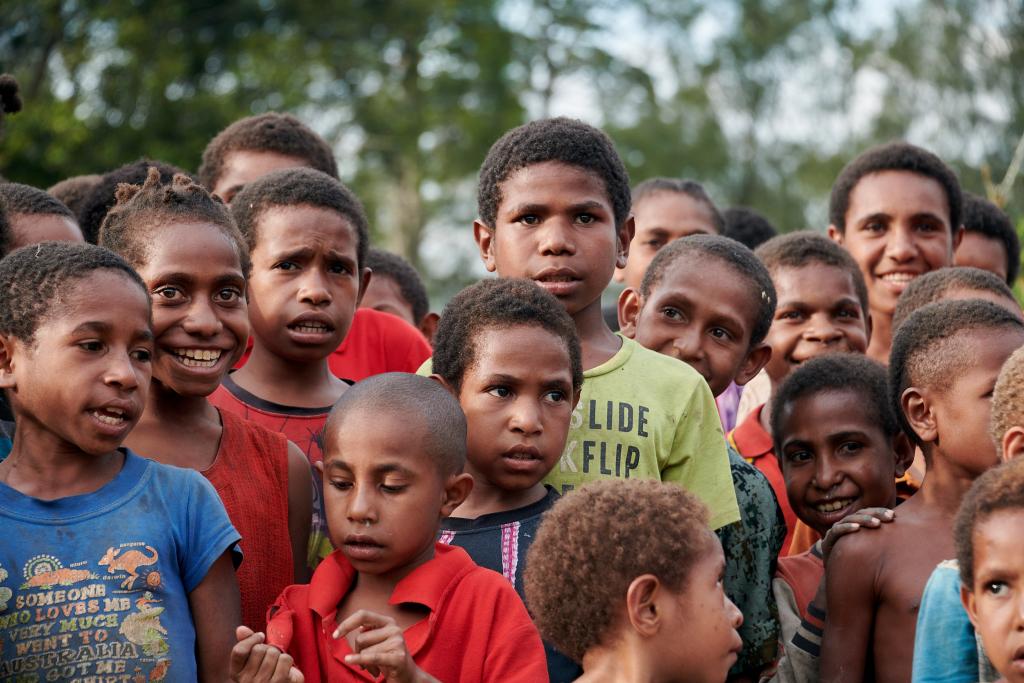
[236,625,256,642]
[230,630,266,676]
[344,650,408,673]
[333,609,396,640]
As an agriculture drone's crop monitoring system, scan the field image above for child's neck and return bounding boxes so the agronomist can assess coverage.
[233,339,345,408]
[0,423,124,501]
[573,298,621,370]
[867,307,893,365]
[577,640,655,683]
[124,382,222,470]
[910,446,979,517]
[451,470,548,519]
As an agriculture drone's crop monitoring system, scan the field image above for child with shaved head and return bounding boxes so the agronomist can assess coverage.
[230,373,547,683]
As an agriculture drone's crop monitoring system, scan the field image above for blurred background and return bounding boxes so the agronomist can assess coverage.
[1,0,1022,303]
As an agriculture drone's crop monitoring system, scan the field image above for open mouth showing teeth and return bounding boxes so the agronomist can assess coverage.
[504,452,540,461]
[881,273,916,284]
[289,322,331,334]
[172,349,222,368]
[815,498,855,514]
[91,408,127,426]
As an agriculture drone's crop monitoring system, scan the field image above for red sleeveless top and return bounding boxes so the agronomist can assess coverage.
[204,409,293,631]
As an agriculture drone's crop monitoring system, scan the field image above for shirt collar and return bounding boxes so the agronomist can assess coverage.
[730,404,773,458]
[308,543,474,618]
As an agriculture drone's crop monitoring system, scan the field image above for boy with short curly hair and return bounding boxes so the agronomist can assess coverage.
[524,478,743,682]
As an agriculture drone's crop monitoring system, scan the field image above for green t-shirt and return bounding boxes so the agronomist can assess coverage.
[419,336,739,530]
[545,337,738,529]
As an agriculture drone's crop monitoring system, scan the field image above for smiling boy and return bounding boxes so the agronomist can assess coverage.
[828,141,964,364]
[230,373,548,683]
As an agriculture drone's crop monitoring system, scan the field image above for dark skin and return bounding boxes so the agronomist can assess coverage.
[124,222,312,582]
[821,328,1024,683]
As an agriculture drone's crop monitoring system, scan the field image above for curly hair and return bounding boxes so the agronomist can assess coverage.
[0,197,10,258]
[829,141,963,234]
[48,175,102,217]
[77,159,192,244]
[433,278,582,393]
[756,231,870,315]
[639,234,776,347]
[98,167,250,277]
[722,206,778,250]
[198,112,338,190]
[0,241,147,344]
[325,372,466,476]
[632,178,724,232]
[524,479,712,663]
[889,299,1024,447]
[366,248,430,323]
[991,346,1024,459]
[477,117,631,229]
[231,167,369,269]
[962,191,1020,285]
[892,267,1018,330]
[771,354,900,456]
[0,183,75,220]
[955,456,1024,588]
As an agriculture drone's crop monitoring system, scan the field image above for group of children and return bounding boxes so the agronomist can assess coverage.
[1,86,1024,683]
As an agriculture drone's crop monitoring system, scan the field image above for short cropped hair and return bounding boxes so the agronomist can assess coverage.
[0,198,10,257]
[433,278,583,393]
[231,167,369,269]
[48,175,102,217]
[99,167,250,276]
[641,234,776,346]
[366,248,430,323]
[771,354,900,455]
[962,192,1020,285]
[0,183,75,220]
[955,457,1024,588]
[756,231,869,314]
[477,117,631,229]
[829,141,963,234]
[198,112,338,189]
[78,159,193,244]
[524,479,712,663]
[890,299,1024,447]
[0,242,147,344]
[892,267,1017,330]
[324,372,466,476]
[722,206,778,250]
[632,178,724,232]
[991,346,1024,459]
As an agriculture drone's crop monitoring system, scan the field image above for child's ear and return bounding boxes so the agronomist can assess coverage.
[440,472,474,516]
[735,343,772,386]
[0,334,18,390]
[473,220,498,273]
[864,310,873,347]
[625,573,662,636]
[961,584,980,629]
[952,224,965,250]
[429,373,457,397]
[617,288,642,339]
[1001,426,1024,463]
[418,312,439,345]
[355,267,372,305]
[571,388,582,411]
[615,215,636,270]
[827,224,843,245]
[891,432,915,477]
[901,387,937,444]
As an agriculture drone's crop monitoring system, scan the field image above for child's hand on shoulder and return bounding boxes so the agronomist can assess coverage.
[334,610,440,683]
[821,507,895,565]
[231,626,304,682]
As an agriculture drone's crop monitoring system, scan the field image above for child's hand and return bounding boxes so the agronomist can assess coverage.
[230,626,305,682]
[821,507,895,565]
[334,610,440,683]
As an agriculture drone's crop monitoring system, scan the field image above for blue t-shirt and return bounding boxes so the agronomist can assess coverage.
[0,450,240,682]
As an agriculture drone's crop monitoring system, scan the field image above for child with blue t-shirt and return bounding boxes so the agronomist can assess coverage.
[0,242,241,682]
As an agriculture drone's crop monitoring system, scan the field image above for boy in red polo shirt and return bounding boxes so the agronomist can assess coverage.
[229,373,548,683]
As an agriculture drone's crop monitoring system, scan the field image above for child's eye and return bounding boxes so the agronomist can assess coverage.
[915,221,940,233]
[215,288,243,303]
[274,261,297,271]
[985,581,1009,596]
[709,327,731,340]
[381,484,407,494]
[154,286,185,301]
[576,213,595,225]
[132,348,152,363]
[543,390,566,403]
[644,239,666,249]
[488,386,512,399]
[329,480,352,492]
[836,308,860,319]
[785,449,812,464]
[661,306,684,321]
[518,214,541,226]
[329,262,352,275]
[779,310,804,321]
[78,340,104,352]
[837,441,863,456]
[864,221,887,233]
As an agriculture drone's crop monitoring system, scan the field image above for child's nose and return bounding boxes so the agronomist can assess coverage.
[537,220,576,256]
[183,301,222,336]
[726,595,743,628]
[298,270,333,305]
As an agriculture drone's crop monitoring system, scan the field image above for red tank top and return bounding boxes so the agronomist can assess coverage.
[204,409,293,631]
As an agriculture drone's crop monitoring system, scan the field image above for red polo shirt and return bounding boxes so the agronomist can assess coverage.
[264,543,548,682]
[728,404,796,556]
